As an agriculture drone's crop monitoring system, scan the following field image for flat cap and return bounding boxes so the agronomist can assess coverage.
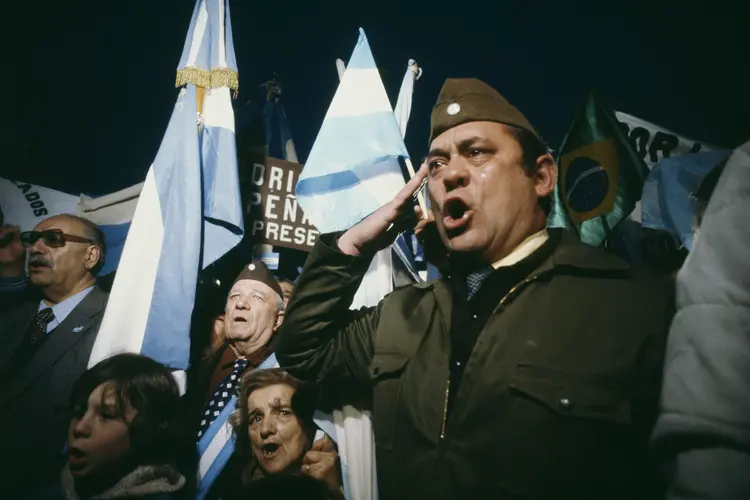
[232,260,283,298]
[429,78,538,144]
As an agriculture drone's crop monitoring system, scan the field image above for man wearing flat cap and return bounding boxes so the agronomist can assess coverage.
[186,260,286,497]
[277,79,673,499]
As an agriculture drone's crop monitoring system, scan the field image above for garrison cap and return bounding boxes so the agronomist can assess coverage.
[429,78,538,144]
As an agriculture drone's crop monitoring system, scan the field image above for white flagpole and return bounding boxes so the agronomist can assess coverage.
[336,58,346,81]
[394,60,427,215]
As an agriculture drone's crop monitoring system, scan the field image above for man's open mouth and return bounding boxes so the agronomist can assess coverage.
[233,317,248,323]
[446,199,468,219]
[443,198,472,231]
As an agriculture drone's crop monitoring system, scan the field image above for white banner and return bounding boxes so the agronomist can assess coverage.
[0,178,79,231]
[615,112,719,222]
[615,111,719,170]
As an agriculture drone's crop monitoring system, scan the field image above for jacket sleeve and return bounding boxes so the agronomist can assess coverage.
[275,233,381,386]
[651,144,750,499]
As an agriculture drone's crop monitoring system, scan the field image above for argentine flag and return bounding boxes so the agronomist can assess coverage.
[296,28,410,233]
[88,0,243,381]
[302,34,420,500]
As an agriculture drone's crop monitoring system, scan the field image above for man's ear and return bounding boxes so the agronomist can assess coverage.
[274,308,285,331]
[84,245,101,272]
[533,153,557,199]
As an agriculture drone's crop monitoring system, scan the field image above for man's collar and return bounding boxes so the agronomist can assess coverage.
[39,285,95,314]
[416,228,629,289]
[223,341,271,369]
[492,229,549,269]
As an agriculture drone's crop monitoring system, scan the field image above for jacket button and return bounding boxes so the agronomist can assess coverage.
[373,365,381,375]
[558,397,571,409]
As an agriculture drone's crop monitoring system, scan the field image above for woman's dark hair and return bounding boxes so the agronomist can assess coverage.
[69,353,182,465]
[506,125,553,215]
[230,368,317,482]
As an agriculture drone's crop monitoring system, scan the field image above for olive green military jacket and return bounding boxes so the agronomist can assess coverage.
[276,229,674,500]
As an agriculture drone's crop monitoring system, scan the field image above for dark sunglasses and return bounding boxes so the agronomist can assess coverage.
[21,229,94,248]
[0,231,19,248]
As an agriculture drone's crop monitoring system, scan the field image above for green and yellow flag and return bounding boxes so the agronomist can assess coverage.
[548,93,649,246]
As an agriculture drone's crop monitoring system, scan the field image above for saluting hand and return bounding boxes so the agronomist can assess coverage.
[414,206,449,270]
[337,163,429,257]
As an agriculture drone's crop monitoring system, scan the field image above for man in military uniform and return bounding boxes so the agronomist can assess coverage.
[276,79,674,499]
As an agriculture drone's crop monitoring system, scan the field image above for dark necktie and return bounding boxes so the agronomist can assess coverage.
[465,267,494,300]
[28,308,55,346]
[197,358,249,438]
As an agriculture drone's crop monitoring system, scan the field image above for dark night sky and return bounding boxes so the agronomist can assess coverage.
[8,1,750,196]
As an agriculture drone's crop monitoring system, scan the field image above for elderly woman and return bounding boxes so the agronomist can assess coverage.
[229,368,342,499]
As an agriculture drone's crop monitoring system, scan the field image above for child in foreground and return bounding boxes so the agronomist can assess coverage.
[31,353,186,500]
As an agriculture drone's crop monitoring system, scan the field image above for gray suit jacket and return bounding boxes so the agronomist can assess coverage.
[652,142,750,500]
[0,285,108,498]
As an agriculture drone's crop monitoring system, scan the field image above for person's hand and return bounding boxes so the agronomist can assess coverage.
[337,164,429,257]
[0,225,24,266]
[301,435,340,493]
[413,206,450,270]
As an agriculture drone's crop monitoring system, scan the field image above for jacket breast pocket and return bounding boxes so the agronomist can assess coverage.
[509,364,631,426]
[369,351,409,451]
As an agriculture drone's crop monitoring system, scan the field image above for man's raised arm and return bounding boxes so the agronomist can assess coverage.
[275,166,430,385]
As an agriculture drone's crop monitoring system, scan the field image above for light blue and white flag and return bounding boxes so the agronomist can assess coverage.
[642,149,730,250]
[88,0,243,379]
[311,46,422,500]
[296,28,409,233]
[77,182,142,276]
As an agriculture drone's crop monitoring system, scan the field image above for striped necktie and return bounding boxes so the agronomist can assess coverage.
[197,358,249,438]
[465,267,494,300]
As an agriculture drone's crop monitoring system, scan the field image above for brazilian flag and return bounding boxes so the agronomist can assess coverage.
[548,93,649,247]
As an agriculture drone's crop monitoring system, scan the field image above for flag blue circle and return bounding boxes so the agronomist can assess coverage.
[564,156,609,214]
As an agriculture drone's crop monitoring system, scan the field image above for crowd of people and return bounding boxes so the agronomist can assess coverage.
[0,77,747,500]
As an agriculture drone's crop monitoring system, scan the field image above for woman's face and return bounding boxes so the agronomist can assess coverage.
[247,383,310,475]
[67,382,136,479]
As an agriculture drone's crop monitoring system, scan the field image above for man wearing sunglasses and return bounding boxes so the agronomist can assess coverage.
[0,224,30,312]
[0,213,109,498]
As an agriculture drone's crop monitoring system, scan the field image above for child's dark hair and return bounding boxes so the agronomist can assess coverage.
[69,353,182,465]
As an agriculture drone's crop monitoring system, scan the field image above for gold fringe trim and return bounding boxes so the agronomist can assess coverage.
[175,66,239,92]
[175,67,211,88]
[210,67,239,91]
